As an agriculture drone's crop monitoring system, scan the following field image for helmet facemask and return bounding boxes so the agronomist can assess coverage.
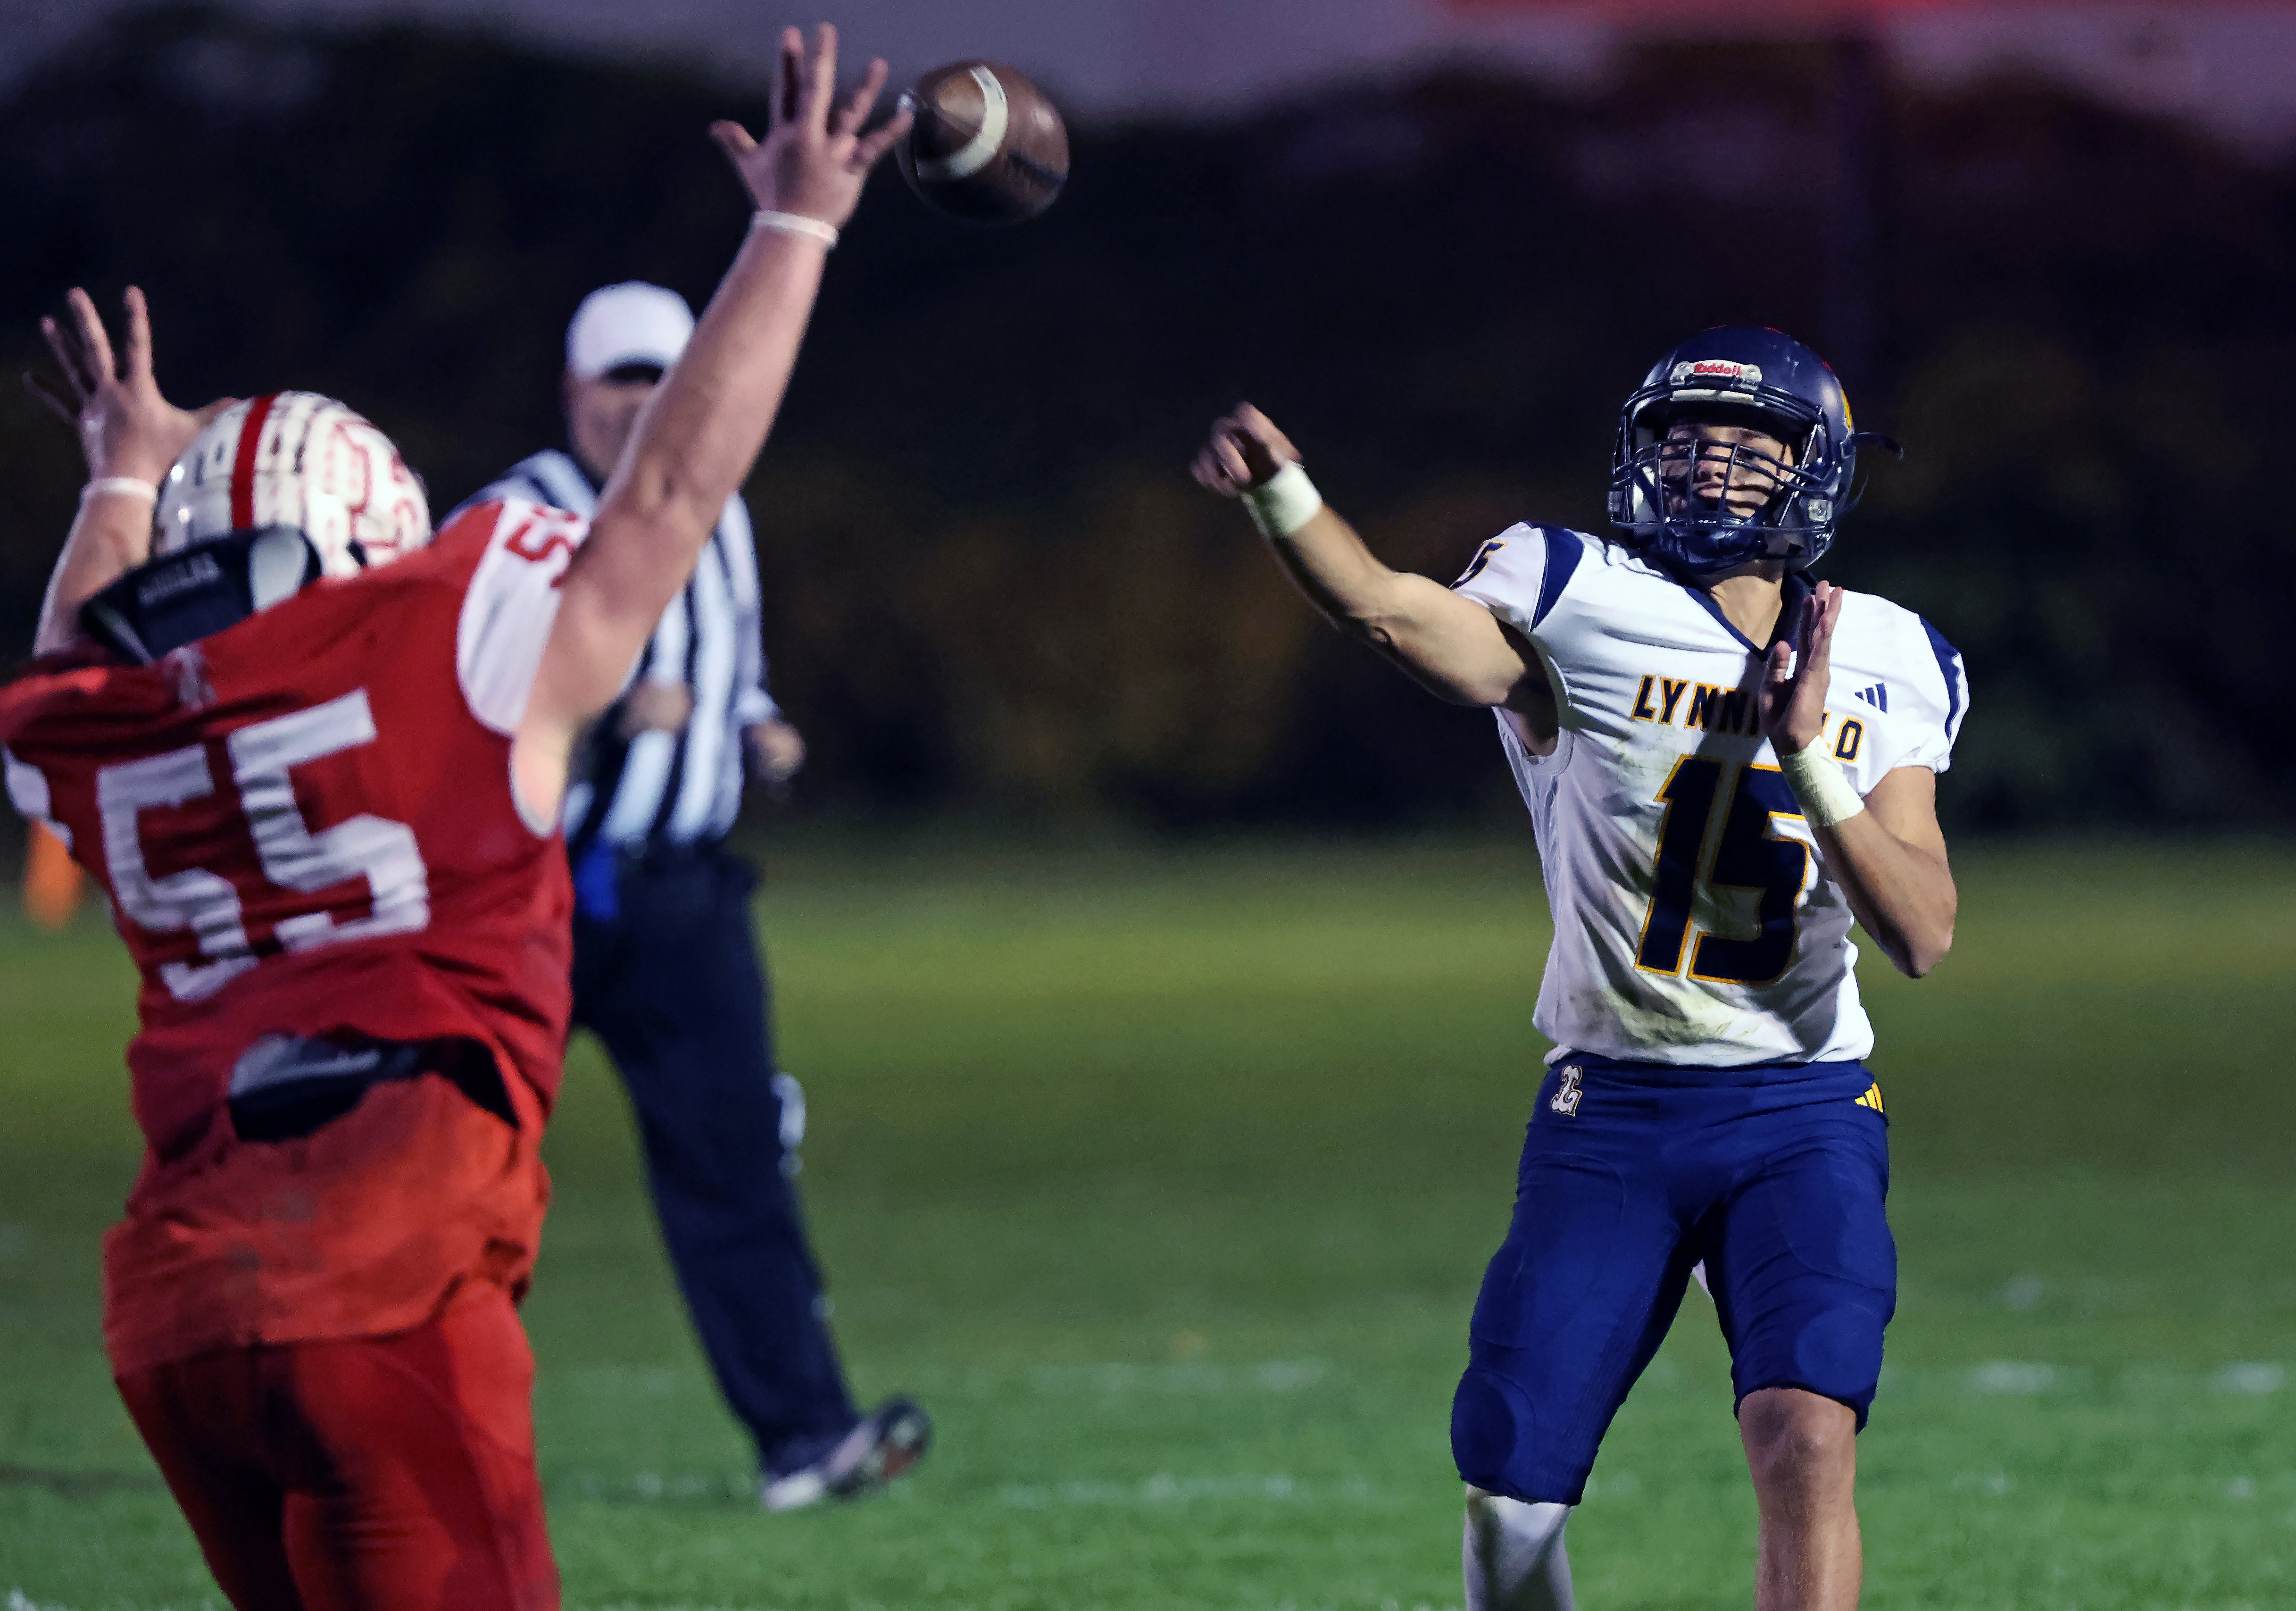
[1620,401,1838,578]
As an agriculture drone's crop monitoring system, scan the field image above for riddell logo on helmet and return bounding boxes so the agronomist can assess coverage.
[1671,360,1763,386]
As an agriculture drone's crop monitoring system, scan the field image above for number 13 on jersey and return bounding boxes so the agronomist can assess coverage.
[1634,757,1815,987]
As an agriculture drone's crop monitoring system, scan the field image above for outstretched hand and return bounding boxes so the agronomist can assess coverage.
[1761,578,1844,756]
[26,287,231,486]
[1191,403,1299,497]
[709,24,911,230]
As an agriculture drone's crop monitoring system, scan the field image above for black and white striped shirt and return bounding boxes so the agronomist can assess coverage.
[450,450,776,849]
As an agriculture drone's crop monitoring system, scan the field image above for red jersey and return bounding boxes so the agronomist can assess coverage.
[0,499,592,1370]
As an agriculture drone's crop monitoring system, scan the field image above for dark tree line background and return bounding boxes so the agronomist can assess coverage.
[1,7,2288,831]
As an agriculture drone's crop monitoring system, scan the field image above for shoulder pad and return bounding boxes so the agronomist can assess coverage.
[81,528,322,665]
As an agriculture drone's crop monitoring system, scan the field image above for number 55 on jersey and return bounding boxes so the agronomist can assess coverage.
[2,498,591,1163]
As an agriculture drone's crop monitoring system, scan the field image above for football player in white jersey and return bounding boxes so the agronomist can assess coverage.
[1192,326,1967,1611]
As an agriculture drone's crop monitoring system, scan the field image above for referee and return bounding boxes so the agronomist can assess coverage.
[454,282,929,1511]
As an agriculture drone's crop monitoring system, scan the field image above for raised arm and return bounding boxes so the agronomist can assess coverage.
[516,23,908,814]
[27,287,231,654]
[1191,404,1548,714]
[1761,582,1958,978]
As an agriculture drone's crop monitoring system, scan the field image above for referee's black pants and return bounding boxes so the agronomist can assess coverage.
[568,839,858,1471]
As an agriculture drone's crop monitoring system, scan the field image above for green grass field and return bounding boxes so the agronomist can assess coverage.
[2,836,2292,1610]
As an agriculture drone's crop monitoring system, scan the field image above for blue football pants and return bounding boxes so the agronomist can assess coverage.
[1453,1054,1895,1505]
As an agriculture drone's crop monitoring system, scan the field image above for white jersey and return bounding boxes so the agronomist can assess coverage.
[1454,525,1969,1069]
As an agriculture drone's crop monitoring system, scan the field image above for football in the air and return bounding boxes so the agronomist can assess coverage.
[895,61,1068,225]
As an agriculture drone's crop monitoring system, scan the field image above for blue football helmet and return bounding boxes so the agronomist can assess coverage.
[1607,326,1888,579]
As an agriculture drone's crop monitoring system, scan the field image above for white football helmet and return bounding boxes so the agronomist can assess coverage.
[156,392,431,577]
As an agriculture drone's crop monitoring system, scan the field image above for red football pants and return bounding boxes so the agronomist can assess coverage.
[115,1289,558,1611]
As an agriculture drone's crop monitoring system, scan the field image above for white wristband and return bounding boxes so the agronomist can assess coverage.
[82,477,158,505]
[1778,743,1867,829]
[1241,461,1324,538]
[750,209,839,250]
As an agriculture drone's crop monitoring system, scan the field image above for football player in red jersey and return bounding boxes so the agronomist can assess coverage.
[0,27,908,1611]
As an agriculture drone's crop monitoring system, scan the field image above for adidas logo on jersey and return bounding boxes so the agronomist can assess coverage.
[1852,682,1888,712]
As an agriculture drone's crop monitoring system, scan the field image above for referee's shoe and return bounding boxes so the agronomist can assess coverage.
[762,1395,933,1512]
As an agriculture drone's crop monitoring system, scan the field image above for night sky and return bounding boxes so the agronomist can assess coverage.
[3,0,2294,146]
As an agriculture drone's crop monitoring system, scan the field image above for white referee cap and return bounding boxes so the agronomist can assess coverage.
[566,282,694,380]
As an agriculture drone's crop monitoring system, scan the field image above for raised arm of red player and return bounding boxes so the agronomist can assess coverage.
[28,288,233,655]
[511,22,909,820]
